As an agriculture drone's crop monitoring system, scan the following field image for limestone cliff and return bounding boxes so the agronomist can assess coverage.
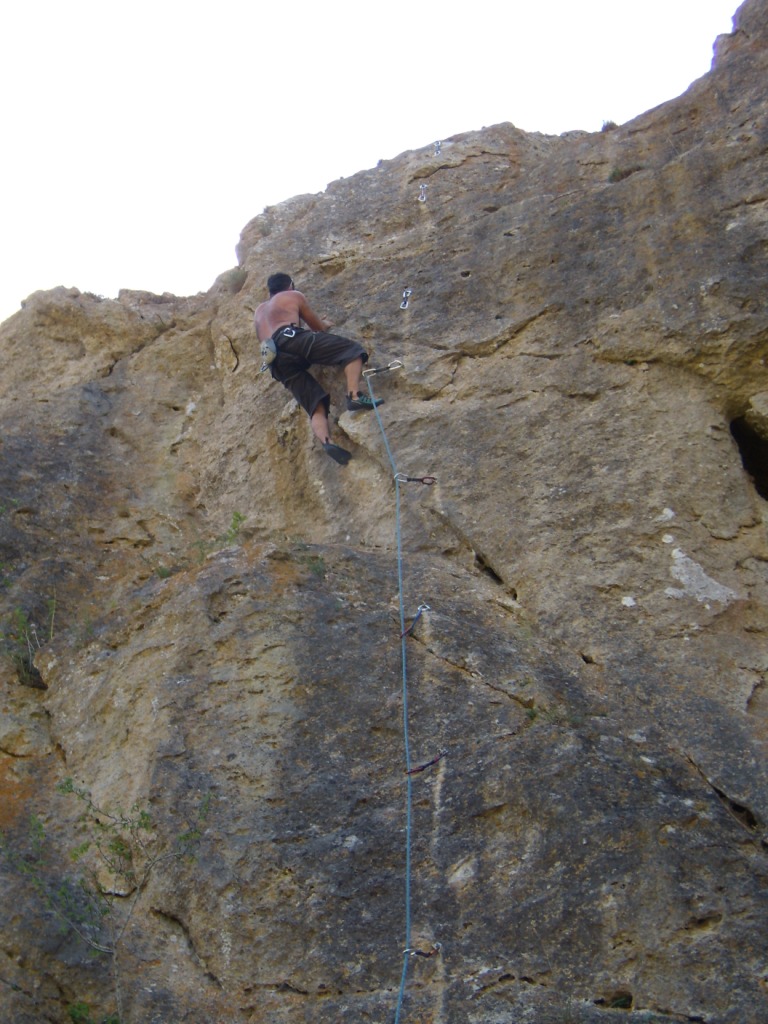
[1,2,767,1022]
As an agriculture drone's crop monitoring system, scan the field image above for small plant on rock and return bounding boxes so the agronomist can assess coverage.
[0,781,210,1024]
[223,510,246,544]
[67,1001,119,1024]
[1,595,55,687]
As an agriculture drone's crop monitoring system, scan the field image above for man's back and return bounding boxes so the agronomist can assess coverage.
[254,289,324,340]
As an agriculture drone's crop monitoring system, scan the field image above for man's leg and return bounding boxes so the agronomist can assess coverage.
[343,357,364,396]
[277,362,351,465]
[310,400,352,465]
[343,357,383,411]
[305,334,380,411]
[310,404,332,445]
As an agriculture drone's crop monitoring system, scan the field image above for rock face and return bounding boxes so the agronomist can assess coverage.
[1,2,767,1022]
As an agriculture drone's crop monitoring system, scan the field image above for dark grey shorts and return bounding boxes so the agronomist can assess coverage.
[269,327,368,416]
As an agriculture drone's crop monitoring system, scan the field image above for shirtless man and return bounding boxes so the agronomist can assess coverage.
[254,272,381,465]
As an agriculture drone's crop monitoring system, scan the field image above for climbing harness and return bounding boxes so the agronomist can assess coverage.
[399,288,413,310]
[259,325,298,372]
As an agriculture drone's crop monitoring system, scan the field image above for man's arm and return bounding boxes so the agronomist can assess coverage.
[296,292,332,332]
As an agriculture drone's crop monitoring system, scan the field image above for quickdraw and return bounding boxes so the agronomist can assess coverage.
[394,473,437,486]
[400,603,431,638]
[406,751,447,776]
[405,943,442,958]
[363,360,404,378]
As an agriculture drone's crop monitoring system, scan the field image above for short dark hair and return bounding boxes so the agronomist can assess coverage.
[267,272,294,295]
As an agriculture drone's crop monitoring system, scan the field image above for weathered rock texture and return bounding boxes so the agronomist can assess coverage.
[1,2,767,1021]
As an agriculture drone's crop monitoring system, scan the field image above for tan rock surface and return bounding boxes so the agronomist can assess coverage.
[1,2,767,1021]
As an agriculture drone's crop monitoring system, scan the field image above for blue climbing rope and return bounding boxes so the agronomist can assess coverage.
[365,371,414,1024]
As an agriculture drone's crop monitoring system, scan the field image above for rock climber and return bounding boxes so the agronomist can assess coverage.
[254,272,382,465]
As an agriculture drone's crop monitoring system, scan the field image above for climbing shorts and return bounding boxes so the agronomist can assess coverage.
[269,327,368,417]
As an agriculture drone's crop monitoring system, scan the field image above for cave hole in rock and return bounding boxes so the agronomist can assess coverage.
[712,784,760,831]
[730,417,768,500]
[595,989,633,1010]
[474,553,504,585]
[473,553,519,599]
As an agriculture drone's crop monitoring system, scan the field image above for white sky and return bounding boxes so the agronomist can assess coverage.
[0,0,739,325]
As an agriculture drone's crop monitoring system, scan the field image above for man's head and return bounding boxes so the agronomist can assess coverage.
[267,272,294,296]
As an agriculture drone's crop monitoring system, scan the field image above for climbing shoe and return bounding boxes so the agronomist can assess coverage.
[346,391,384,412]
[322,441,352,465]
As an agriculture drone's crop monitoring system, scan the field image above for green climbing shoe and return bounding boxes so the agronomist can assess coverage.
[347,392,384,411]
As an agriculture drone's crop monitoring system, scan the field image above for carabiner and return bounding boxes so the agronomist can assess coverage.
[363,359,404,378]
